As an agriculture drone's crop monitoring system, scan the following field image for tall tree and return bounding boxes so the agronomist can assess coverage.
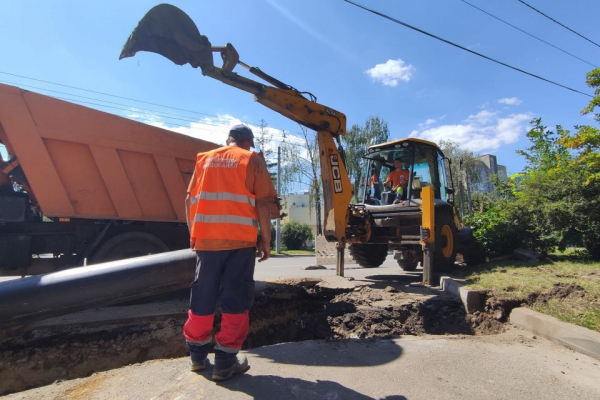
[254,119,277,186]
[280,126,323,235]
[344,116,390,201]
[439,140,485,217]
[560,68,600,186]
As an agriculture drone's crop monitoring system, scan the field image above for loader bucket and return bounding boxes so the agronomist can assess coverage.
[119,3,214,69]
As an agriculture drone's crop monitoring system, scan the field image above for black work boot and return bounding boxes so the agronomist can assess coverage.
[212,350,250,381]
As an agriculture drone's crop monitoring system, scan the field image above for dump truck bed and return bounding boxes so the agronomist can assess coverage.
[0,83,217,222]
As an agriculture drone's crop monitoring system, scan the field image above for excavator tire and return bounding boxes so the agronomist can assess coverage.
[349,243,389,268]
[90,232,169,264]
[395,246,422,271]
[434,212,458,272]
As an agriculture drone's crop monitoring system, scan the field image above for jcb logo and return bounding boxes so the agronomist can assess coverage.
[324,107,339,117]
[330,155,343,193]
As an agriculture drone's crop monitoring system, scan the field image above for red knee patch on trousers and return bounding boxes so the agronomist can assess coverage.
[183,310,214,343]
[216,311,249,350]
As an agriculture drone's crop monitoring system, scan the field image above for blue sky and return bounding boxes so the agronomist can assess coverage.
[1,0,599,178]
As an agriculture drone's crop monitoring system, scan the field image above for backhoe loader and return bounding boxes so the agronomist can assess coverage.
[120,4,483,277]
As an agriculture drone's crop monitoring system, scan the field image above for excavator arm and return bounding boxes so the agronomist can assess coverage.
[119,4,354,244]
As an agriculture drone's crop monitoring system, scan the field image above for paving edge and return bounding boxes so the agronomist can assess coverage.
[440,276,484,313]
[510,307,600,361]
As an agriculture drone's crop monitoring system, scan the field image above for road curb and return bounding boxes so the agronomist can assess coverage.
[440,276,484,313]
[510,307,600,361]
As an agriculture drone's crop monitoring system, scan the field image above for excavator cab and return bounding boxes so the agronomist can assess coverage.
[360,139,453,205]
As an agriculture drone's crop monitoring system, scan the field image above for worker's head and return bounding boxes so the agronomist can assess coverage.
[394,158,403,169]
[227,124,254,150]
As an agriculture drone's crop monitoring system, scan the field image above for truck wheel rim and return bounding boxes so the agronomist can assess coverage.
[441,225,454,258]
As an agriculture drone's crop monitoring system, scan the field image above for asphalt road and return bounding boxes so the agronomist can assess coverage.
[255,254,407,280]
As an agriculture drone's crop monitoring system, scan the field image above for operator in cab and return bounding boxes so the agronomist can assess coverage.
[184,125,278,381]
[384,158,409,203]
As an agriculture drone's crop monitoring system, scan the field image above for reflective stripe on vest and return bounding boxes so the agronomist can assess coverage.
[194,214,258,227]
[190,191,256,207]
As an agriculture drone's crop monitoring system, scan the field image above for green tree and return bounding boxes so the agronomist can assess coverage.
[559,68,600,186]
[281,220,314,250]
[344,116,390,201]
[516,118,571,172]
[439,140,485,217]
[254,119,277,187]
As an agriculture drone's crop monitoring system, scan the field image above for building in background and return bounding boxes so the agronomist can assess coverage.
[472,154,507,193]
[281,192,319,235]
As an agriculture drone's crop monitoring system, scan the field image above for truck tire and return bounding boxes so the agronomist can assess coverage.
[90,232,169,264]
[395,246,422,271]
[434,212,457,272]
[349,243,388,268]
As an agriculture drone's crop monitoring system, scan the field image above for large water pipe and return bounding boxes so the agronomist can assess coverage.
[0,249,196,328]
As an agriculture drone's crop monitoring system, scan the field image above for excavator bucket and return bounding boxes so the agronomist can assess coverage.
[119,3,214,69]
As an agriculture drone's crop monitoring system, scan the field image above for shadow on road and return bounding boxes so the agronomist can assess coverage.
[188,372,407,400]
[247,338,403,367]
[216,375,408,400]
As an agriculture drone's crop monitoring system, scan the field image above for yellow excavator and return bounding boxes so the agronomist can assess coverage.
[120,4,483,279]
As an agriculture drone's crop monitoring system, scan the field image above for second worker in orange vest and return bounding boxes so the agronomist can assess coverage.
[184,125,277,381]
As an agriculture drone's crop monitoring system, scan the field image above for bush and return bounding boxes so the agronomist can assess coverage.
[464,202,535,258]
[281,220,314,250]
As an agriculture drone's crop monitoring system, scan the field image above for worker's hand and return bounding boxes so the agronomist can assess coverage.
[257,239,270,262]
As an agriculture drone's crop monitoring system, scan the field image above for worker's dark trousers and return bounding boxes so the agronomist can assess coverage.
[184,247,255,369]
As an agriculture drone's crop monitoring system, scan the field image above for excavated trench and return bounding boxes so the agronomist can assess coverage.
[0,278,505,395]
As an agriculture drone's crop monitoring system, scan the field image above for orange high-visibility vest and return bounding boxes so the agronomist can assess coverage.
[189,146,258,246]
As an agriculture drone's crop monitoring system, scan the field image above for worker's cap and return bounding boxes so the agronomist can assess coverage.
[229,124,254,147]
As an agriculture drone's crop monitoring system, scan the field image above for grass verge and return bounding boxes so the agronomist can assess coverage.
[464,258,600,332]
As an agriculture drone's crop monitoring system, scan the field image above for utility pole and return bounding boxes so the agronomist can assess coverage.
[276,146,281,253]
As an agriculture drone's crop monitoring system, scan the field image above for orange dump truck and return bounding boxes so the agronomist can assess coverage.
[0,83,218,269]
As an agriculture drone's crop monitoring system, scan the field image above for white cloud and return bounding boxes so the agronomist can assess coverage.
[418,118,437,129]
[466,110,498,125]
[365,59,415,87]
[126,113,305,156]
[498,97,522,106]
[410,111,531,152]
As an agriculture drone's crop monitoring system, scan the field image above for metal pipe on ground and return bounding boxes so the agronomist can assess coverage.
[0,249,196,329]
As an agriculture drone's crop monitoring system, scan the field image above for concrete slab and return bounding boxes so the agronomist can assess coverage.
[7,328,600,400]
[440,276,484,313]
[510,307,600,361]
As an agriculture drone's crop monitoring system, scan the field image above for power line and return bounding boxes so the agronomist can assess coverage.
[516,0,600,49]
[459,0,597,68]
[0,74,307,142]
[342,0,592,97]
[0,70,217,118]
[0,80,214,124]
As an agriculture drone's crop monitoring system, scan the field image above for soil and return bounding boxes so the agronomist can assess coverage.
[0,277,505,395]
[476,282,591,329]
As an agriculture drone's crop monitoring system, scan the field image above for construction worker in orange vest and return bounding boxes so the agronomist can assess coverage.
[184,124,277,381]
